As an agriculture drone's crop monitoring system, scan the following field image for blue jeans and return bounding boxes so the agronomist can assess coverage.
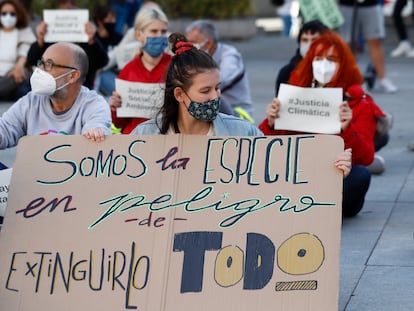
[95,69,118,97]
[343,165,371,217]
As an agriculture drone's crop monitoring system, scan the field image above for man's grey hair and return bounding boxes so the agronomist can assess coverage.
[68,43,88,84]
[185,20,218,43]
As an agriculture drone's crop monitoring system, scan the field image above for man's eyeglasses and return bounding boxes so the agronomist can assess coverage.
[37,59,78,72]
[1,12,16,17]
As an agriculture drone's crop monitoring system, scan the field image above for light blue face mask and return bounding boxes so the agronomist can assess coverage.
[142,36,168,57]
[187,97,221,122]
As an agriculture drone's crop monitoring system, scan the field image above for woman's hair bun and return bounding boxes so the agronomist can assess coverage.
[169,32,194,55]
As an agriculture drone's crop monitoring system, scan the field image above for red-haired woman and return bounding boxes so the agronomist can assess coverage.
[259,31,381,217]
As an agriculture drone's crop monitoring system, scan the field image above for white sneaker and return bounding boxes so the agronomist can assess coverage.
[390,41,412,57]
[406,48,414,57]
[367,154,385,175]
[373,78,398,93]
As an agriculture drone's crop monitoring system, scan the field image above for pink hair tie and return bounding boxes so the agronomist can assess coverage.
[175,41,193,55]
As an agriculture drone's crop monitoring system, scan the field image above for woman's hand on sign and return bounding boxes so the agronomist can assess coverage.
[109,91,122,112]
[339,101,352,132]
[335,148,352,177]
[266,98,281,129]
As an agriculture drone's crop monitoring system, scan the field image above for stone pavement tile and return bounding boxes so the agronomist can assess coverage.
[344,266,414,311]
[398,174,414,202]
[368,203,414,266]
[342,202,393,233]
[339,264,365,311]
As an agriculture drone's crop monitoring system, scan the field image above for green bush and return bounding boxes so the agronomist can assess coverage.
[159,0,255,19]
[30,0,255,20]
[31,0,107,17]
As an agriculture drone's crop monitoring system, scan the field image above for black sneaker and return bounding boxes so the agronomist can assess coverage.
[364,63,377,90]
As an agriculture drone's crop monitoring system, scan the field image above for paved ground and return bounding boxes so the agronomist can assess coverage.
[1,26,414,310]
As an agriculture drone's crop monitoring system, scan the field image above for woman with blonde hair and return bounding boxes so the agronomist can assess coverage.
[109,5,171,134]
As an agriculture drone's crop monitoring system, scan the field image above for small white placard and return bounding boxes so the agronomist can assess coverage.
[276,84,342,134]
[0,168,12,219]
[43,9,89,42]
[115,78,164,118]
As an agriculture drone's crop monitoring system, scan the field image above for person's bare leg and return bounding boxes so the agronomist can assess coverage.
[367,38,385,79]
[367,37,397,93]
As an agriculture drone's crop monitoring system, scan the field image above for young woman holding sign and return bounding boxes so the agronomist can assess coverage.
[108,6,171,134]
[259,31,381,217]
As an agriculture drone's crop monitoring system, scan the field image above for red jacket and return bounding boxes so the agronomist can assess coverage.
[112,52,172,134]
[258,84,380,166]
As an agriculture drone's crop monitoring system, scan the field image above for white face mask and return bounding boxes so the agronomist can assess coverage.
[194,39,209,53]
[30,68,72,96]
[299,42,311,57]
[312,59,337,85]
[1,13,17,28]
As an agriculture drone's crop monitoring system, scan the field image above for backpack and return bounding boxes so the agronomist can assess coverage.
[347,84,392,152]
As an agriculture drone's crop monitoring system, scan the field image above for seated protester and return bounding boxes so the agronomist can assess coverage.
[275,20,328,96]
[0,0,36,101]
[96,2,163,98]
[0,42,111,149]
[132,32,262,136]
[259,31,379,217]
[186,19,255,122]
[109,6,171,134]
[93,4,123,51]
[132,33,352,180]
[26,0,108,89]
[92,3,124,97]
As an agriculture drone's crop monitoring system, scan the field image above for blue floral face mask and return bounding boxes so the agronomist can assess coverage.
[187,97,221,121]
[142,36,168,57]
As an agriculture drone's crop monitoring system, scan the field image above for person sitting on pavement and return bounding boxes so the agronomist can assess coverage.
[108,5,171,134]
[0,0,36,101]
[132,32,262,136]
[95,1,161,98]
[258,31,380,217]
[275,20,328,96]
[92,3,124,97]
[185,19,255,123]
[0,42,112,149]
[26,0,108,89]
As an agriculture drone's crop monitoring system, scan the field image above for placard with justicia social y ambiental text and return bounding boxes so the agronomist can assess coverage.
[0,134,343,310]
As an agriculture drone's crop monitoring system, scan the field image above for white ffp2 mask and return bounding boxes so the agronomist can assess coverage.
[312,59,337,85]
[30,68,72,96]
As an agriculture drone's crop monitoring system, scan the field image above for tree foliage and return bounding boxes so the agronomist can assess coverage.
[30,0,254,20]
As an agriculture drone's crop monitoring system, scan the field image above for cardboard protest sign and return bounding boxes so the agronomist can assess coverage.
[299,0,344,29]
[115,78,164,118]
[43,9,89,42]
[0,134,344,310]
[0,168,12,230]
[276,84,342,134]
